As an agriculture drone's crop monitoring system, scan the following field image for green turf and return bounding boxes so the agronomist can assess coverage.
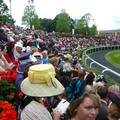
[105,50,120,69]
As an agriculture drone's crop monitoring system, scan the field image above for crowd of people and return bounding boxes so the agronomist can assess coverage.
[0,24,120,120]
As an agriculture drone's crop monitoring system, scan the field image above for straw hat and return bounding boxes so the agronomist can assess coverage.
[64,53,72,60]
[21,64,64,97]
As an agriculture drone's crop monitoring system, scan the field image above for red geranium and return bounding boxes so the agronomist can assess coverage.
[0,101,17,120]
[0,69,17,83]
[0,101,13,110]
[0,71,7,80]
[13,61,19,68]
[0,109,17,120]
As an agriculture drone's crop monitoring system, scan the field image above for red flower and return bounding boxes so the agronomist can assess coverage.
[0,101,13,110]
[0,75,7,80]
[14,61,19,68]
[0,101,17,120]
[0,71,7,80]
[11,73,17,81]
[18,92,24,97]
[0,71,7,76]
[0,68,17,83]
[1,109,17,120]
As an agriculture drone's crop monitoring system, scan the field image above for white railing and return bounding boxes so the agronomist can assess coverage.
[82,45,120,77]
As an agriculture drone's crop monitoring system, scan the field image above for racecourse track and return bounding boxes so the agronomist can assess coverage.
[88,50,120,83]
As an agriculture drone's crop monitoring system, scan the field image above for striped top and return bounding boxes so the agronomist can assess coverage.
[21,101,53,120]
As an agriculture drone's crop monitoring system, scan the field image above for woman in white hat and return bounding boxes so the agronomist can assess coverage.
[20,64,65,120]
[13,42,24,61]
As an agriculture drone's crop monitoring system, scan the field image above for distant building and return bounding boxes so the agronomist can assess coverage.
[99,29,120,36]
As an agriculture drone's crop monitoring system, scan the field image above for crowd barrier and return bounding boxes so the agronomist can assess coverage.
[82,45,120,77]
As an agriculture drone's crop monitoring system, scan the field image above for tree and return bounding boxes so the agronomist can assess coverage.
[0,0,9,15]
[89,24,97,36]
[76,19,86,36]
[41,18,53,32]
[28,0,34,3]
[31,15,41,30]
[0,0,14,25]
[22,4,37,29]
[76,13,97,36]
[76,13,90,36]
[55,11,71,33]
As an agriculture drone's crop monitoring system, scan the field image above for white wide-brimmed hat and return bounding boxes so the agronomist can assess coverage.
[21,64,64,97]
[15,42,23,48]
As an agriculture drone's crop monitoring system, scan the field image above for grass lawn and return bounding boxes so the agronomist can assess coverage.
[105,50,120,70]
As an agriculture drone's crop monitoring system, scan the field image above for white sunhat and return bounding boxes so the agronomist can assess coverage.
[21,64,65,97]
[15,42,26,52]
[15,42,23,49]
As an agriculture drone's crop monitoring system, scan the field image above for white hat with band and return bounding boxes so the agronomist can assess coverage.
[21,64,64,97]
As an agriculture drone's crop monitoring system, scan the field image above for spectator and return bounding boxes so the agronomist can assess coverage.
[66,69,86,102]
[0,52,11,71]
[15,52,33,93]
[20,64,64,120]
[108,92,120,120]
[96,85,109,120]
[53,92,100,120]
[13,42,24,61]
[0,28,8,43]
[0,44,13,66]
[40,50,48,64]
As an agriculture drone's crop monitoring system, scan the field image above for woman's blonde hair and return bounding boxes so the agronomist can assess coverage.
[68,92,100,118]
[108,84,120,93]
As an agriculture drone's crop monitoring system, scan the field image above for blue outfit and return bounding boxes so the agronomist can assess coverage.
[15,73,24,93]
[40,57,48,64]
[66,79,86,102]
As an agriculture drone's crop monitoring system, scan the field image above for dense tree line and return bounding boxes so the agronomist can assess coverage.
[0,0,14,25]
[1,0,97,37]
[22,2,97,37]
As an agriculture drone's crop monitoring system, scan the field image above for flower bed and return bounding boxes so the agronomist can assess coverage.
[0,68,17,101]
[0,68,18,119]
[0,101,17,120]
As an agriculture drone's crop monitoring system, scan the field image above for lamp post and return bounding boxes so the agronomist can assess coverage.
[9,0,12,17]
[71,19,78,35]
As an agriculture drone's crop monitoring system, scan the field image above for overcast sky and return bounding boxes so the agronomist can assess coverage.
[4,0,120,30]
